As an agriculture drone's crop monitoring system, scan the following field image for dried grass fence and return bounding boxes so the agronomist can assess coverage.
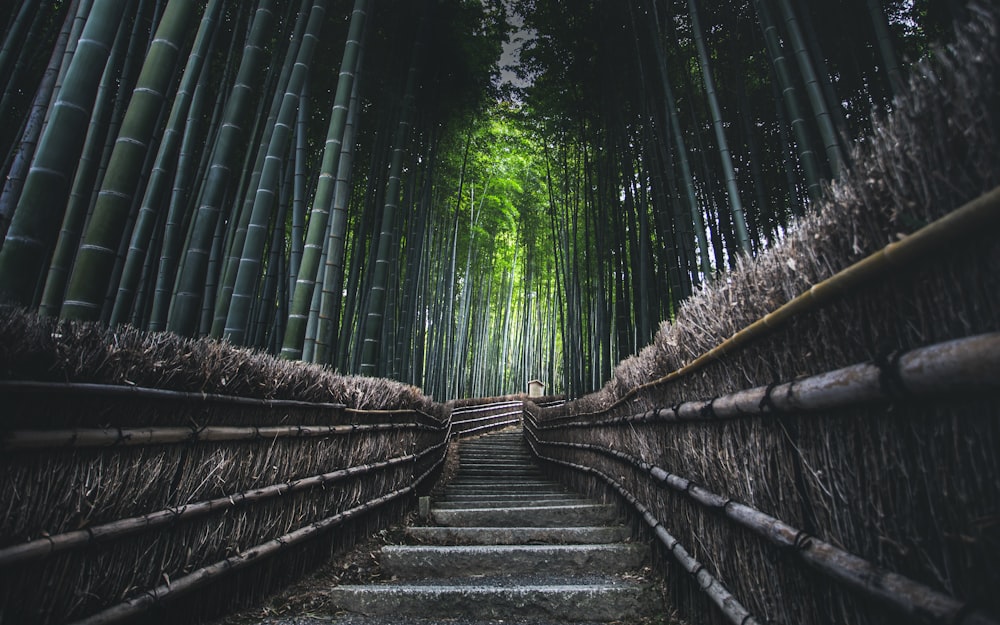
[0,311,451,625]
[525,5,1000,625]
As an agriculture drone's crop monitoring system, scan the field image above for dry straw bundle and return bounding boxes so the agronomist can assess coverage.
[0,311,449,624]
[531,4,1000,625]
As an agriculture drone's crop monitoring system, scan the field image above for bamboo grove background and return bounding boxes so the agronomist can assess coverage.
[526,5,1000,624]
[0,0,974,400]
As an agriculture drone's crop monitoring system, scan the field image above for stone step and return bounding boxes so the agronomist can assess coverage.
[458,459,536,466]
[432,497,588,509]
[455,472,546,480]
[436,493,582,502]
[405,525,632,546]
[457,464,543,471]
[459,453,531,461]
[321,581,659,622]
[381,543,648,578]
[461,447,526,454]
[432,503,619,528]
[444,481,560,489]
[438,491,572,500]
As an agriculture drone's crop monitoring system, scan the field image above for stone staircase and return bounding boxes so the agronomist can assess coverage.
[323,428,662,623]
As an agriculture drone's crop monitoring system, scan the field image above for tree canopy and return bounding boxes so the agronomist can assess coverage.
[0,0,964,398]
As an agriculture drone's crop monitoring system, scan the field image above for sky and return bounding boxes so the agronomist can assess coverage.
[498,5,533,90]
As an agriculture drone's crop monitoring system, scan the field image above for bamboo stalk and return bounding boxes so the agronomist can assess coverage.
[523,428,759,625]
[525,424,999,625]
[572,185,1000,418]
[0,438,448,568]
[67,452,446,625]
[535,332,1000,430]
[2,421,441,451]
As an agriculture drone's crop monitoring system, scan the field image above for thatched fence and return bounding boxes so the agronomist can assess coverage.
[525,5,1000,625]
[0,312,450,625]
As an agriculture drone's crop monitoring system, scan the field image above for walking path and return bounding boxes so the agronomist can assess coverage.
[231,428,663,624]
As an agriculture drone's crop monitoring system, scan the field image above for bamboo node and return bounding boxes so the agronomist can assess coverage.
[874,349,908,399]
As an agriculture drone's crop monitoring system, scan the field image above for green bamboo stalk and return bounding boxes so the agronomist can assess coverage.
[774,0,845,176]
[754,0,824,203]
[281,0,370,360]
[166,0,277,336]
[0,0,128,306]
[0,0,77,243]
[109,0,222,326]
[37,9,131,316]
[358,7,428,377]
[866,0,905,98]
[313,36,365,365]
[61,0,198,320]
[209,0,309,338]
[687,0,751,254]
[644,0,712,279]
[223,0,328,346]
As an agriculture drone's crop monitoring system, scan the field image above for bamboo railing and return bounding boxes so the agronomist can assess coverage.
[449,398,523,438]
[0,380,451,625]
[524,331,1000,625]
[523,184,1000,625]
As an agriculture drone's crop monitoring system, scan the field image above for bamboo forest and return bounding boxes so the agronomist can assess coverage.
[0,0,972,400]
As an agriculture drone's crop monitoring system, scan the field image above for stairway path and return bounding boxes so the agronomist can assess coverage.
[314,428,662,624]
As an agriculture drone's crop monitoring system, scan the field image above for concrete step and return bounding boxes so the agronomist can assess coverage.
[441,486,565,494]
[438,491,572,500]
[317,429,661,624]
[432,497,589,509]
[435,493,583,502]
[405,525,632,546]
[460,451,532,457]
[381,543,648,578]
[444,481,560,489]
[455,472,547,480]
[458,459,536,466]
[459,454,533,462]
[432,504,619,528]
[321,580,660,622]
[458,463,545,476]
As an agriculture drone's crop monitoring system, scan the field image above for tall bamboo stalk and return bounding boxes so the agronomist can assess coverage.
[0,0,128,306]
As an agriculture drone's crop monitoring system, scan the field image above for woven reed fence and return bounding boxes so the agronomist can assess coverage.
[0,314,451,625]
[525,6,1000,625]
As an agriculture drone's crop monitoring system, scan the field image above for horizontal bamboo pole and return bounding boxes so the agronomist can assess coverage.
[0,380,347,410]
[344,406,445,426]
[566,184,1000,420]
[2,421,441,451]
[527,428,999,625]
[0,438,448,568]
[536,332,1000,430]
[451,401,523,416]
[67,452,447,625]
[523,427,759,625]
[451,418,521,439]
[451,409,522,427]
[0,380,448,428]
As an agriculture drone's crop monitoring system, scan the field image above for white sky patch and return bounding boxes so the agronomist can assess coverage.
[498,3,535,90]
